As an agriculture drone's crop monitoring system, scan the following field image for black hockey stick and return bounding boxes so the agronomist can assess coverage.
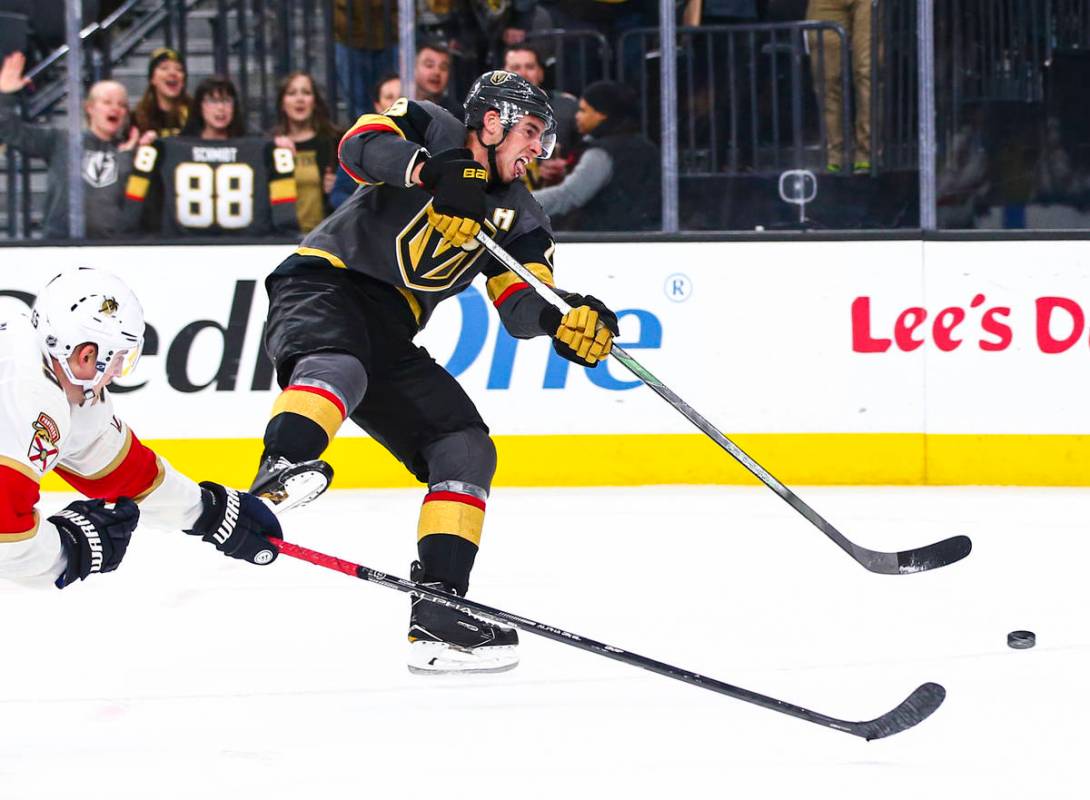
[475,232,971,575]
[275,539,945,740]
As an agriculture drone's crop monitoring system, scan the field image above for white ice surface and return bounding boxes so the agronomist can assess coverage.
[2,486,1086,799]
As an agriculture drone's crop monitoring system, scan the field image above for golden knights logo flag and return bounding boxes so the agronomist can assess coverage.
[395,203,505,292]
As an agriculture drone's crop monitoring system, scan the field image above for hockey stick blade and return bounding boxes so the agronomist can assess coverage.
[853,534,973,575]
[274,539,946,740]
[842,682,946,741]
[475,231,973,575]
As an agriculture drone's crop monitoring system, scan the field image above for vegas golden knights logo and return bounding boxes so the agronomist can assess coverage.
[395,203,510,292]
[490,71,513,85]
[99,297,119,315]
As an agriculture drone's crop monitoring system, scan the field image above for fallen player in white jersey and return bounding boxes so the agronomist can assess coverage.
[0,266,324,589]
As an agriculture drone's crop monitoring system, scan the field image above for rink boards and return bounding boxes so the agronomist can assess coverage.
[3,238,1089,486]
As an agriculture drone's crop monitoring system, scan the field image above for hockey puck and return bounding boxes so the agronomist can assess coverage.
[1007,630,1036,649]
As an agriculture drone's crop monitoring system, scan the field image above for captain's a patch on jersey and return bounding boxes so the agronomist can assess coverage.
[27,412,60,472]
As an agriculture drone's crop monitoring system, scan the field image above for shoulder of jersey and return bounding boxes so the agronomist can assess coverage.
[0,313,70,420]
[401,99,465,148]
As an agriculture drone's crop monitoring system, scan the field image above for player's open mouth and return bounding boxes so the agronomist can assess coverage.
[514,156,529,178]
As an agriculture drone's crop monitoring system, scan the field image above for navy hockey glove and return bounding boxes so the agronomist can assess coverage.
[541,293,620,368]
[186,482,282,565]
[418,148,487,248]
[52,498,140,588]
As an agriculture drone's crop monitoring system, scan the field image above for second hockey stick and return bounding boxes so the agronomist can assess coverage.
[274,538,945,740]
[475,231,971,575]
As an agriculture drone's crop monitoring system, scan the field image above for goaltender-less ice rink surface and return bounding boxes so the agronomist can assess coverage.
[2,486,1086,799]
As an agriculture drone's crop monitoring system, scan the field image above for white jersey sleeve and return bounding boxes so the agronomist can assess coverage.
[57,388,204,533]
[0,314,73,587]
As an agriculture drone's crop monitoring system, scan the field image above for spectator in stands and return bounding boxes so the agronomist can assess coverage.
[123,75,298,237]
[503,43,576,188]
[333,0,398,121]
[181,76,247,139]
[330,73,400,210]
[533,80,660,231]
[273,71,342,233]
[543,0,652,84]
[417,1,540,81]
[683,0,759,25]
[133,47,190,138]
[468,0,541,70]
[806,0,871,173]
[373,72,402,112]
[414,41,463,117]
[0,50,149,239]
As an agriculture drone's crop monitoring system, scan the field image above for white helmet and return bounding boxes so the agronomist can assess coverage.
[32,267,146,397]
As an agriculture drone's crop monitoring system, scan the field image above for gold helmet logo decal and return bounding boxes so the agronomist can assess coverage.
[490,71,512,85]
[99,297,119,315]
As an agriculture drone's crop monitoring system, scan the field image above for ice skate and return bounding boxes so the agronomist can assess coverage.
[407,562,519,675]
[250,456,333,514]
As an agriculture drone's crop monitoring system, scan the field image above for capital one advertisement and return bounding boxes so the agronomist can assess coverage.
[2,238,1089,483]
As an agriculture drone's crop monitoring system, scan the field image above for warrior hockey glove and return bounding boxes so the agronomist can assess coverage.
[541,293,620,367]
[52,498,140,588]
[186,482,282,566]
[418,148,488,248]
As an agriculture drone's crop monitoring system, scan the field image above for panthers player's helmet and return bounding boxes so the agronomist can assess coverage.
[32,267,145,396]
[464,70,557,158]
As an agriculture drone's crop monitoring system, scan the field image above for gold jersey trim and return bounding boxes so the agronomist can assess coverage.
[0,455,42,484]
[0,510,39,543]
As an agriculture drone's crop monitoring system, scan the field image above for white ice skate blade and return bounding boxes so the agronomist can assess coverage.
[407,641,519,675]
[261,467,330,514]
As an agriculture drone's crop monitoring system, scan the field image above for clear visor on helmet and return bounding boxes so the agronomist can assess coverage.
[498,101,558,159]
[539,128,557,160]
[103,344,143,381]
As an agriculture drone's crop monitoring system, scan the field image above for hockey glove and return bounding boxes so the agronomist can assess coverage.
[52,498,140,588]
[186,482,282,566]
[541,293,620,368]
[418,148,488,249]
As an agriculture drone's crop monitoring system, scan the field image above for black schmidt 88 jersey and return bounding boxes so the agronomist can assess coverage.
[295,98,556,333]
[123,137,298,236]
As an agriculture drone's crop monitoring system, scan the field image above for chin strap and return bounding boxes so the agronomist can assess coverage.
[475,128,507,189]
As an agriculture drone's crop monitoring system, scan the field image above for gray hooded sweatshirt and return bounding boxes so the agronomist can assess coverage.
[0,93,134,239]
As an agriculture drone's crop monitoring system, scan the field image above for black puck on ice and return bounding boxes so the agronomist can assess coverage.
[1007,630,1036,649]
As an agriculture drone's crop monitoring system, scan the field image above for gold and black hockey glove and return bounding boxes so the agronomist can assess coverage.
[542,293,620,368]
[418,148,488,249]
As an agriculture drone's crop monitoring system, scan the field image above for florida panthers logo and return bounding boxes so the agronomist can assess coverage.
[27,412,61,472]
[395,204,510,292]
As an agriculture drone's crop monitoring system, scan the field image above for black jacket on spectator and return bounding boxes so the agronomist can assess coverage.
[559,117,661,232]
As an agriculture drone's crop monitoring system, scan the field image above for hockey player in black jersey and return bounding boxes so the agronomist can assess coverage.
[252,70,619,674]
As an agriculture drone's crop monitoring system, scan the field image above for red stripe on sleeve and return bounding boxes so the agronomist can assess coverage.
[0,466,41,536]
[286,384,348,419]
[337,122,402,184]
[423,491,487,511]
[55,432,160,502]
[492,282,530,309]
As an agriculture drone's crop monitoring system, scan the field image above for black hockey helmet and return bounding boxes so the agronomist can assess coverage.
[463,70,557,158]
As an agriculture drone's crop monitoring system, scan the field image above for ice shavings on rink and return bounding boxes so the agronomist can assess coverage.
[1,485,1086,799]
